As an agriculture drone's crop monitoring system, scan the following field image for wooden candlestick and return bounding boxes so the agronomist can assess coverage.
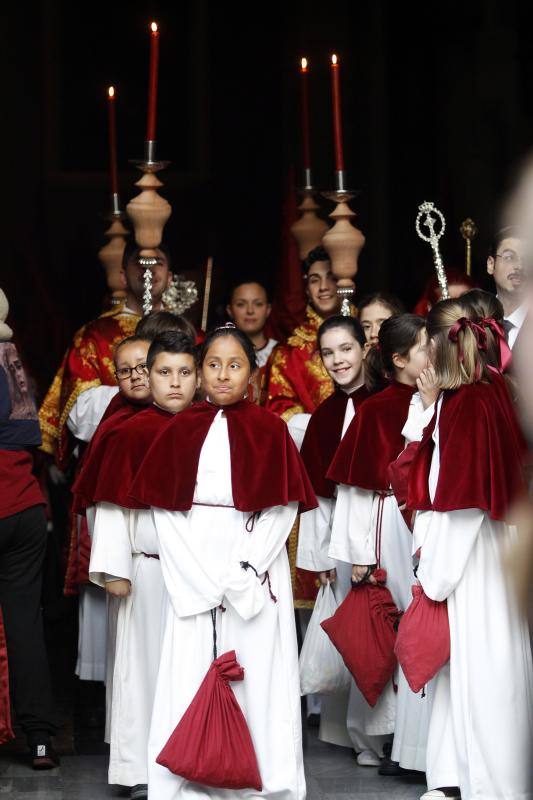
[98,216,129,305]
[126,170,171,255]
[322,191,365,314]
[290,192,329,260]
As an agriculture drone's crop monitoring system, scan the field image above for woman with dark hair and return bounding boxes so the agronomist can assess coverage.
[128,324,316,800]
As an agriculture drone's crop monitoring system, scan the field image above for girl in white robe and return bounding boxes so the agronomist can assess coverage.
[297,315,389,759]
[128,325,316,800]
[327,314,431,767]
[409,299,533,800]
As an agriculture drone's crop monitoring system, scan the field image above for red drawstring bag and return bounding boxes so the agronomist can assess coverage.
[0,607,14,744]
[321,493,402,706]
[394,584,450,693]
[156,648,262,791]
[321,567,401,706]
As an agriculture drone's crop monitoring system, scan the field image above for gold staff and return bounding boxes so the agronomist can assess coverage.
[460,218,478,277]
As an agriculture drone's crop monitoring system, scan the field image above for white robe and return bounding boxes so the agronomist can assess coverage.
[389,393,435,772]
[148,410,305,799]
[415,396,533,799]
[69,386,119,683]
[297,399,390,754]
[329,480,414,737]
[90,503,166,787]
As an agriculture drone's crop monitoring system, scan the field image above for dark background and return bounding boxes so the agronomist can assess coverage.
[4,0,533,396]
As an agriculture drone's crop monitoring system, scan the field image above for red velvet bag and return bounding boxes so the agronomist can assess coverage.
[156,650,262,791]
[0,607,14,744]
[394,584,450,693]
[321,568,401,707]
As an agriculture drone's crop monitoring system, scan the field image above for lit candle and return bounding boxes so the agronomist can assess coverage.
[146,21,160,142]
[300,58,311,185]
[330,54,345,183]
[107,86,119,202]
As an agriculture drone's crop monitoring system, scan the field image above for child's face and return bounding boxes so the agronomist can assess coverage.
[320,327,364,392]
[114,341,151,403]
[394,329,429,386]
[201,335,252,406]
[149,352,198,414]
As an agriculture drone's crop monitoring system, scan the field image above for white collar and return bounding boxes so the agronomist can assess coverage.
[504,302,528,329]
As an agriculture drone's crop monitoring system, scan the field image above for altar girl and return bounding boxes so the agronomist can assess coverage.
[128,324,316,800]
[408,299,533,800]
[327,314,432,769]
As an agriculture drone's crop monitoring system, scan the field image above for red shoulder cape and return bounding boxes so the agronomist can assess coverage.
[407,381,526,520]
[71,394,145,513]
[129,400,317,513]
[327,381,416,492]
[300,385,370,499]
[72,403,167,511]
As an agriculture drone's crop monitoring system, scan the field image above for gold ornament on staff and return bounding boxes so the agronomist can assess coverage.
[460,217,478,277]
[416,201,449,300]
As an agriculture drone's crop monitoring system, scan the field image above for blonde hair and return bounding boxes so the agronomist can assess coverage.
[427,299,491,389]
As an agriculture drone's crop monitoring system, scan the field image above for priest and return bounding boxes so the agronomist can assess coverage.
[39,243,172,466]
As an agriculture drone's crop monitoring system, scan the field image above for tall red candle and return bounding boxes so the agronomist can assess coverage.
[107,86,119,196]
[330,54,345,172]
[300,58,311,171]
[146,22,160,141]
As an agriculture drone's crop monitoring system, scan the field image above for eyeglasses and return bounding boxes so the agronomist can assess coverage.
[495,251,524,267]
[115,363,148,380]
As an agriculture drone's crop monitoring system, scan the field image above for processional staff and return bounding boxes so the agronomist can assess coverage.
[416,201,449,300]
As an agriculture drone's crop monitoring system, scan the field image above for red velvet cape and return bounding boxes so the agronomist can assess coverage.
[89,404,173,509]
[300,385,370,499]
[129,400,318,513]
[71,393,146,513]
[407,381,526,521]
[327,381,416,492]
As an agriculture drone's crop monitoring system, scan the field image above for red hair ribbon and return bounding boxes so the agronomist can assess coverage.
[448,317,487,363]
[479,317,512,373]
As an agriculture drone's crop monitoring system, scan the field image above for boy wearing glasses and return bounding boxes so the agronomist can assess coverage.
[86,332,198,800]
[487,226,527,349]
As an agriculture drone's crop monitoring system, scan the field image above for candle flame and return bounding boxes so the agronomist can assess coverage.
[301,57,308,72]
[108,86,115,98]
[150,21,158,33]
[331,53,338,65]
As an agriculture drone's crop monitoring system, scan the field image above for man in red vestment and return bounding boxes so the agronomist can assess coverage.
[265,246,341,421]
[265,246,341,608]
[39,244,171,467]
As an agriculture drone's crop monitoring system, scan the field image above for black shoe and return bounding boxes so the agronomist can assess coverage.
[130,785,148,800]
[378,756,417,776]
[31,742,60,770]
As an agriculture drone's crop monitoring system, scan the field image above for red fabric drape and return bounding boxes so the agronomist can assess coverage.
[0,608,14,745]
[264,167,307,343]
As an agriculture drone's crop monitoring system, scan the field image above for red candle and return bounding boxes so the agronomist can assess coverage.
[107,86,119,196]
[330,54,345,172]
[146,22,160,141]
[300,58,311,171]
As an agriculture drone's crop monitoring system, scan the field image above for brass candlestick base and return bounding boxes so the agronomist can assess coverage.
[290,189,329,260]
[98,212,129,306]
[126,143,172,314]
[322,190,365,315]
